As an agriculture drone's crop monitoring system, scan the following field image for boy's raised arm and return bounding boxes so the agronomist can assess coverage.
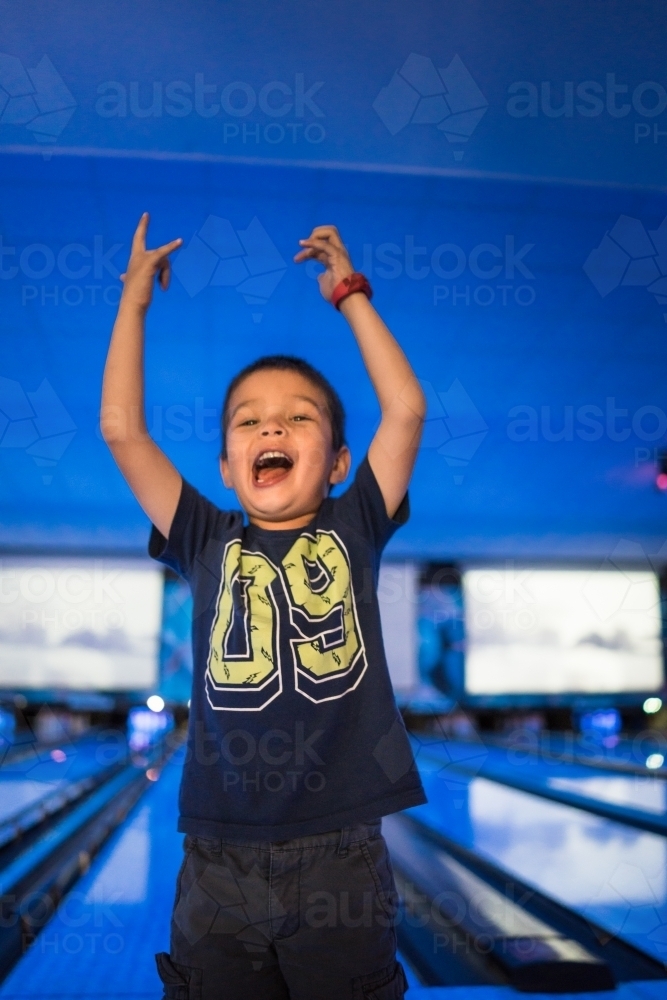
[101,214,183,539]
[295,226,426,518]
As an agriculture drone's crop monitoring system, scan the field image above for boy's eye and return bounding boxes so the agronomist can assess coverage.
[239,418,258,427]
[292,414,311,422]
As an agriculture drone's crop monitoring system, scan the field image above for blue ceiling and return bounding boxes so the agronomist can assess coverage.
[1,1,666,559]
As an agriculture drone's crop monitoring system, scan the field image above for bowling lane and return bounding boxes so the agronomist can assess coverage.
[545,774,665,814]
[0,754,183,1000]
[410,755,667,965]
[0,733,126,828]
[415,740,667,831]
[407,984,667,1000]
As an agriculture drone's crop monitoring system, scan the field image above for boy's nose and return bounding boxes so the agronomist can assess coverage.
[261,425,284,436]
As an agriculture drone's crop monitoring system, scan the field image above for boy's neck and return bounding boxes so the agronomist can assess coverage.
[248,510,318,531]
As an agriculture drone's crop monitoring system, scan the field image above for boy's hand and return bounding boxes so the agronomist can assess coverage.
[294,225,354,302]
[120,213,182,311]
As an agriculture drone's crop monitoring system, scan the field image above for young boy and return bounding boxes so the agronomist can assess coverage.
[101,216,427,1000]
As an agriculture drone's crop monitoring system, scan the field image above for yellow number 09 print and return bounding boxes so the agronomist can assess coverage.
[281,532,367,702]
[206,542,282,711]
[205,532,367,711]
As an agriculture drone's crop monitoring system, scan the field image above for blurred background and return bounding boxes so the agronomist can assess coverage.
[0,2,666,998]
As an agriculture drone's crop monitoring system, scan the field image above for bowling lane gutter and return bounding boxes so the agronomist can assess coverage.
[0,759,127,853]
[415,744,667,837]
[385,811,618,993]
[388,810,667,988]
[485,735,667,779]
[0,732,101,769]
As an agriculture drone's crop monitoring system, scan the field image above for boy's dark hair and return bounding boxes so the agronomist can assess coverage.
[221,355,346,458]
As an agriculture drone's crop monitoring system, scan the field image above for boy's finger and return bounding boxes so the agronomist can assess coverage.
[155,237,183,257]
[298,237,336,259]
[159,259,171,291]
[308,224,340,239]
[301,234,340,251]
[131,213,149,254]
[296,242,322,256]
[295,245,330,266]
[308,226,344,250]
[299,227,340,245]
[294,247,327,264]
[298,240,319,253]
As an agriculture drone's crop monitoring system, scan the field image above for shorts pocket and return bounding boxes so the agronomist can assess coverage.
[192,836,221,855]
[173,840,195,911]
[353,960,407,999]
[155,952,202,1000]
[359,838,399,921]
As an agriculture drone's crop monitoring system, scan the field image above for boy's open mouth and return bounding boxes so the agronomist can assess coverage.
[252,450,294,487]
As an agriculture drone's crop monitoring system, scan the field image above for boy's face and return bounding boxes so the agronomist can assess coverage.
[220,369,350,528]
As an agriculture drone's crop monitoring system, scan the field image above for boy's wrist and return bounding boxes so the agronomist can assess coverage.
[331,272,372,311]
[119,289,150,316]
[338,289,373,320]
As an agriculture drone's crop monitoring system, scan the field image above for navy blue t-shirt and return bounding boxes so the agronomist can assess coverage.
[149,455,426,840]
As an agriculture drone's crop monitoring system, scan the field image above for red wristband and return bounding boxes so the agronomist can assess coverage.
[330,272,373,310]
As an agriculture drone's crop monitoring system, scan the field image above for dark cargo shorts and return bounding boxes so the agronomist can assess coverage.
[155,820,407,999]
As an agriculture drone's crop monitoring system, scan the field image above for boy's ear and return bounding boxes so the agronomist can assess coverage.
[219,455,233,488]
[329,445,351,486]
